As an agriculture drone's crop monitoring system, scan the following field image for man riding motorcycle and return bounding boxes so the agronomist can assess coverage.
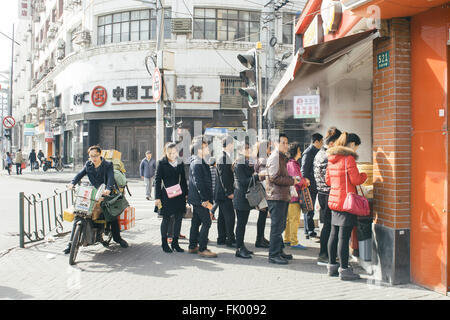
[63,145,129,254]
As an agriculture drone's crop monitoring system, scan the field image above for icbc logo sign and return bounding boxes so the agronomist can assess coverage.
[91,86,107,107]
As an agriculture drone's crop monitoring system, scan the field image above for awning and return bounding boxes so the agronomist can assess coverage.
[264,29,380,116]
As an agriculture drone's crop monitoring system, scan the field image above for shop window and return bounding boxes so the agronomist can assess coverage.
[194,8,260,42]
[97,8,171,45]
[282,13,295,45]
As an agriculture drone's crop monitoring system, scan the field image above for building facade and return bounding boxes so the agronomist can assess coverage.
[11,0,301,176]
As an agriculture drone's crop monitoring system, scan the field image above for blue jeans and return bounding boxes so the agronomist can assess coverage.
[304,189,318,235]
[267,200,289,258]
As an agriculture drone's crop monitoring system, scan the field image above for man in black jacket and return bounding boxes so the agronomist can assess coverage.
[301,133,323,239]
[215,136,236,247]
[63,145,128,254]
[188,136,217,258]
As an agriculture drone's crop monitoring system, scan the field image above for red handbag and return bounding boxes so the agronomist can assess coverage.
[342,158,370,216]
[21,162,26,169]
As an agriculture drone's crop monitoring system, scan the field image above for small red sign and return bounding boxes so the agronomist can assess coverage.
[91,86,107,107]
[3,116,15,129]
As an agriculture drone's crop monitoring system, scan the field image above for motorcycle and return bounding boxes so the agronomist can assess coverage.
[68,184,112,265]
[43,155,63,172]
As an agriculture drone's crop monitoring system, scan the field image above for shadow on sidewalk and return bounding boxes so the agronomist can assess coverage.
[0,285,34,299]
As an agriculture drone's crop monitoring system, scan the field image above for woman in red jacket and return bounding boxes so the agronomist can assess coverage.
[325,132,367,281]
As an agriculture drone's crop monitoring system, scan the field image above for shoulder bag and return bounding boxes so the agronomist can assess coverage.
[162,172,183,199]
[342,158,370,216]
[245,175,266,208]
[101,192,130,222]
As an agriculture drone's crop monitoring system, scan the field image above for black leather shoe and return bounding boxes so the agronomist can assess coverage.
[262,237,270,245]
[242,246,254,255]
[281,251,293,260]
[63,244,71,255]
[118,239,129,248]
[235,249,252,259]
[225,240,235,248]
[255,240,270,248]
[269,255,288,265]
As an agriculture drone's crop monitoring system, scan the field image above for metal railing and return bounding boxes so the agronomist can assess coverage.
[19,188,74,248]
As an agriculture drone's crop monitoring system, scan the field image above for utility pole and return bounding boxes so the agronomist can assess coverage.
[155,0,165,162]
[8,24,14,152]
[263,1,276,131]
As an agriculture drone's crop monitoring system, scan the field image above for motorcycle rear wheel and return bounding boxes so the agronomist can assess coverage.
[69,224,82,265]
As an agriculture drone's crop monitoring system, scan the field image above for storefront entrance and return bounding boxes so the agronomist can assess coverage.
[99,121,155,178]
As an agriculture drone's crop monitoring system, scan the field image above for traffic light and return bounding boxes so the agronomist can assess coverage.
[237,48,260,108]
[4,128,11,140]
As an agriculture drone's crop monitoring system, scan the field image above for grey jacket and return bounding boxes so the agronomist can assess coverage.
[140,158,156,178]
[314,146,330,194]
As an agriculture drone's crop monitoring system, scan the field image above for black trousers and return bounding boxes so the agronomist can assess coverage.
[161,212,183,239]
[235,210,250,249]
[16,163,22,175]
[304,189,318,235]
[267,200,289,258]
[30,161,36,171]
[317,192,332,257]
[189,205,212,252]
[217,198,236,242]
[328,224,353,269]
[256,209,268,241]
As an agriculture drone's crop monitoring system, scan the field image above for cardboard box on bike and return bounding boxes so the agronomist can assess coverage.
[101,149,121,161]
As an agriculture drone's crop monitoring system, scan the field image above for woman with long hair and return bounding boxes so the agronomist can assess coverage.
[253,140,271,248]
[155,142,188,253]
[326,132,367,280]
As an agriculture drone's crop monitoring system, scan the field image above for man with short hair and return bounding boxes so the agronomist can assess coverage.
[188,136,217,258]
[215,135,236,247]
[301,133,323,239]
[140,150,156,200]
[266,134,299,265]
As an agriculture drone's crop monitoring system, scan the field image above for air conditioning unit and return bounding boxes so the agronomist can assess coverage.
[46,80,53,90]
[49,60,56,70]
[33,14,40,23]
[43,67,49,76]
[57,38,65,49]
[36,3,45,13]
[31,95,37,105]
[56,49,65,60]
[73,30,91,46]
[31,79,37,88]
[171,18,192,34]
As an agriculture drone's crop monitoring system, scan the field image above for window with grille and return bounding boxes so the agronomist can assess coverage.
[220,77,245,109]
[194,8,260,42]
[97,9,171,45]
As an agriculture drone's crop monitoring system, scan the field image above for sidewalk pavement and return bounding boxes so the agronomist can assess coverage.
[1,170,449,300]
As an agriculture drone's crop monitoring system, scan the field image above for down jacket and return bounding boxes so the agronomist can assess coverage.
[266,150,294,202]
[325,146,367,212]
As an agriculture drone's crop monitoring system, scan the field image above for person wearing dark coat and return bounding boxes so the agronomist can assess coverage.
[301,133,323,238]
[37,150,45,167]
[64,145,128,254]
[155,142,188,253]
[28,149,37,171]
[215,136,236,247]
[187,136,217,258]
[232,142,265,259]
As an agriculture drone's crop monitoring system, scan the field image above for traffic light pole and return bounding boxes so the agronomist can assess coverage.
[155,0,165,162]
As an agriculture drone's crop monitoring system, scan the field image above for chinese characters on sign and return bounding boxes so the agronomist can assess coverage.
[293,95,320,119]
[73,84,204,107]
[18,0,31,19]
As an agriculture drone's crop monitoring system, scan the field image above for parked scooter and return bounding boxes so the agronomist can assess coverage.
[43,155,63,172]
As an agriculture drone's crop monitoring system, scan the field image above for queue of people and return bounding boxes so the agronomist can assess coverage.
[65,127,367,282]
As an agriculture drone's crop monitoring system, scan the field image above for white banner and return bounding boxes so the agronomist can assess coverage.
[293,95,320,119]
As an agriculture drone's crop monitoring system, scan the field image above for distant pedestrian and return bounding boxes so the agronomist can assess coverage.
[5,152,12,175]
[155,142,188,253]
[326,132,367,281]
[215,136,236,247]
[187,136,216,258]
[15,149,23,175]
[29,149,37,171]
[253,140,271,248]
[314,127,342,266]
[140,151,156,200]
[301,133,323,239]
[266,134,298,265]
[233,142,266,259]
[285,142,309,250]
[37,150,45,167]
